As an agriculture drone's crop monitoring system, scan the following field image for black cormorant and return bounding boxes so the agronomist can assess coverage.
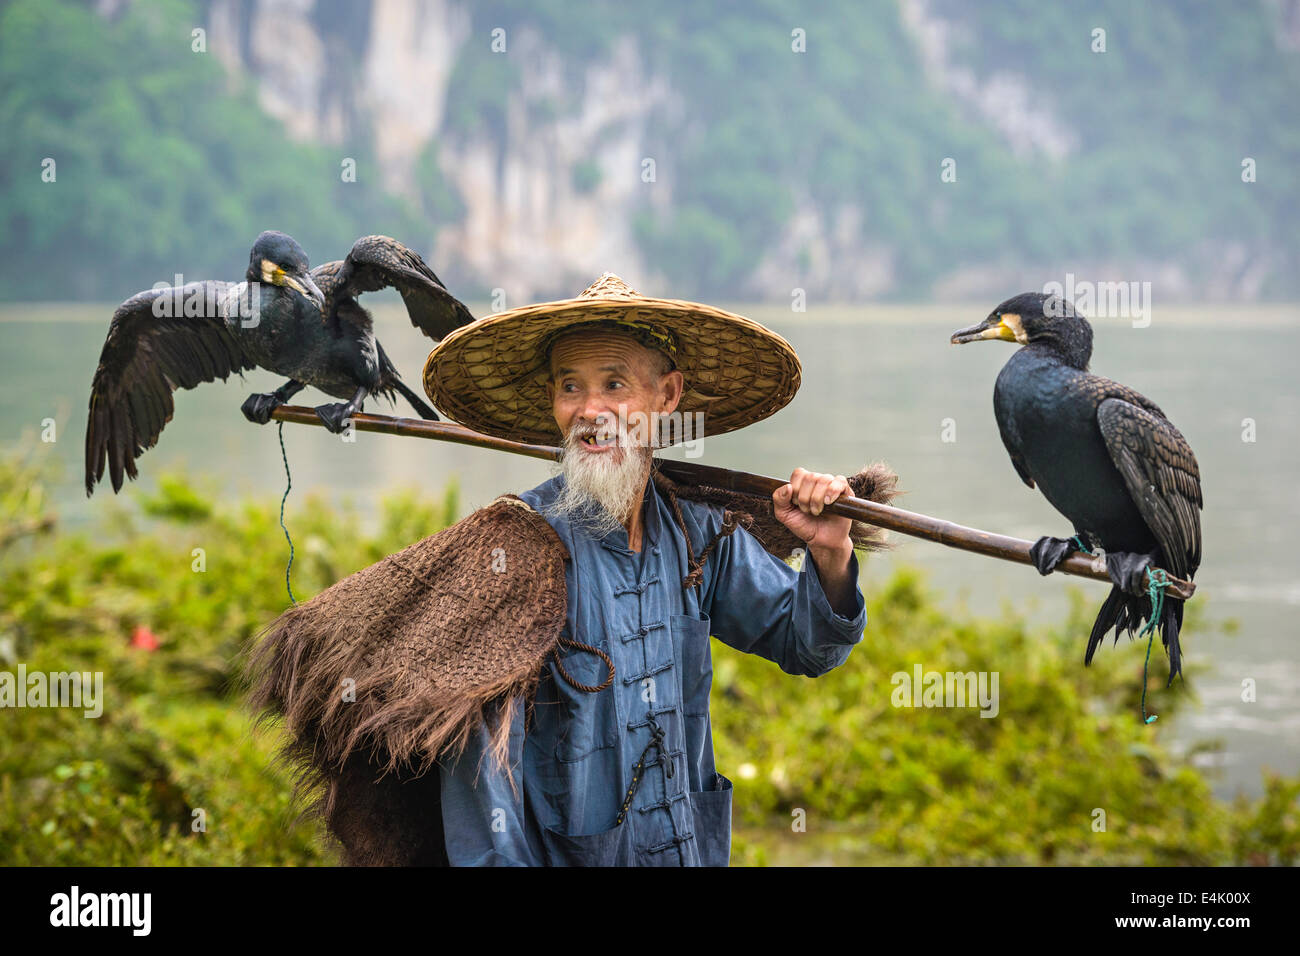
[85,231,473,495]
[951,292,1203,685]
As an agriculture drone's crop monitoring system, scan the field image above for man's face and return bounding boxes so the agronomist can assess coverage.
[547,330,684,463]
[544,330,684,533]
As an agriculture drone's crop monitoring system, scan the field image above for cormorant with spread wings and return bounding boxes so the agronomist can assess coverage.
[85,231,473,495]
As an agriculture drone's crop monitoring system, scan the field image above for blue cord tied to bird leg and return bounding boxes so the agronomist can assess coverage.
[1069,535,1108,573]
[1135,567,1170,725]
[1073,536,1167,725]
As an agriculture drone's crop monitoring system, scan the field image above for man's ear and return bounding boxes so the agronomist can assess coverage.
[658,369,685,413]
[545,377,555,404]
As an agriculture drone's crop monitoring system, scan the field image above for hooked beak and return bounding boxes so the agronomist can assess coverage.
[951,312,1025,345]
[281,270,326,311]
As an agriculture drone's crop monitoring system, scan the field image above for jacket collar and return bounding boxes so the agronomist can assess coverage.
[598,472,662,554]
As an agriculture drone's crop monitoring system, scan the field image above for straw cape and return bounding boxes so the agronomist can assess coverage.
[422,273,802,445]
[245,494,571,865]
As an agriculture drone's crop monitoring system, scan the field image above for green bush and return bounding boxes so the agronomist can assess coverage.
[0,455,457,865]
[717,569,1292,865]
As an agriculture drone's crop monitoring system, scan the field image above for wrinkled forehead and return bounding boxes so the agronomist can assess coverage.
[548,329,659,377]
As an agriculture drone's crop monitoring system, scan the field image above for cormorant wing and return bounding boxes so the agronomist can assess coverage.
[992,385,1035,488]
[86,282,256,495]
[1096,397,1203,579]
[310,259,347,315]
[998,418,1036,488]
[330,235,474,341]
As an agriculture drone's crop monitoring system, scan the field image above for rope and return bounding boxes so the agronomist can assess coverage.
[653,472,698,584]
[553,635,615,693]
[1073,535,1166,725]
[652,470,753,593]
[277,421,296,606]
[683,510,753,591]
[1135,568,1170,725]
[615,713,672,827]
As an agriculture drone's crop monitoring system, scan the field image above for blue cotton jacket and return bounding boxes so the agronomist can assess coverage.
[438,472,866,866]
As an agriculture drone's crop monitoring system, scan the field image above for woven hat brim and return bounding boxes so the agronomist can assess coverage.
[422,295,802,446]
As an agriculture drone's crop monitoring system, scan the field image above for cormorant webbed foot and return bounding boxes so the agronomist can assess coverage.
[314,386,367,434]
[241,380,305,425]
[1029,535,1080,576]
[314,402,356,434]
[1103,549,1162,598]
[241,393,279,425]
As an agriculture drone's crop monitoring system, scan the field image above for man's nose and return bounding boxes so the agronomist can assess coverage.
[579,402,615,428]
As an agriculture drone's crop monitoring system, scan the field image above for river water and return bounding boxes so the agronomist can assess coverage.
[2,301,1296,799]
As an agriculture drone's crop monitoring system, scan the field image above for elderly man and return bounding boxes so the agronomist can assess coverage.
[420,274,871,866]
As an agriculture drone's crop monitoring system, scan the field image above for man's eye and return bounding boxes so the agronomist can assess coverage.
[607,380,624,389]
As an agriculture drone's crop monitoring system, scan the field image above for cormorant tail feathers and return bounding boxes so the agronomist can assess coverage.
[1086,586,1184,687]
[391,378,438,421]
[374,339,438,420]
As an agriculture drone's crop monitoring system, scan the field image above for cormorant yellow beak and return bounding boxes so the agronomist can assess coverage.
[281,272,325,310]
[951,313,1026,345]
[261,259,325,310]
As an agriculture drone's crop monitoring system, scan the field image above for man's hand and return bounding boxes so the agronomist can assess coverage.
[773,468,857,615]
[773,468,852,554]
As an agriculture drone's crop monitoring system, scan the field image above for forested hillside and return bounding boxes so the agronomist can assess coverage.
[2,0,1296,301]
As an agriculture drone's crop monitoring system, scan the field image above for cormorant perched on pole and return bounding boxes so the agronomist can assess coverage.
[85,231,474,495]
[951,292,1203,685]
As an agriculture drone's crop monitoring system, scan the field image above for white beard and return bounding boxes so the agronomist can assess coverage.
[546,422,652,539]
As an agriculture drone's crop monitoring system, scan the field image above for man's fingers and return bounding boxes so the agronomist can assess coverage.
[784,468,804,509]
[784,469,852,516]
[795,474,820,514]
[811,475,836,515]
[788,470,828,515]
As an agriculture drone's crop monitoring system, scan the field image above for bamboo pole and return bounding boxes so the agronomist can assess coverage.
[269,405,1197,601]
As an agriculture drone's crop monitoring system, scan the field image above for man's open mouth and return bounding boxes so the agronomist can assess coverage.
[576,430,619,449]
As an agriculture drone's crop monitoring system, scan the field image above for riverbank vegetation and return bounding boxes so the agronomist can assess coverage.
[1,454,1295,865]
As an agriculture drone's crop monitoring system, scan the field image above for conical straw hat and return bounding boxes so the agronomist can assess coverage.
[422,273,801,445]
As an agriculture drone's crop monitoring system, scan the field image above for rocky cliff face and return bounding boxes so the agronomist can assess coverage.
[198,0,1087,303]
[432,30,676,303]
[208,0,469,195]
[203,0,674,300]
[188,0,1294,303]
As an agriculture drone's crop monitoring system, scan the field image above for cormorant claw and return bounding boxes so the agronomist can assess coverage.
[314,402,356,434]
[1029,535,1078,575]
[1103,549,1162,598]
[241,391,283,425]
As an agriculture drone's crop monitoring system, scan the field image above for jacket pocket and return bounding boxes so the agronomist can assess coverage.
[689,772,733,866]
[552,634,619,762]
[670,613,713,716]
[541,818,629,867]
